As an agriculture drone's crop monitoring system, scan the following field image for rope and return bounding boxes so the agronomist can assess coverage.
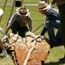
[34,23,43,32]
[0,0,8,24]
[23,41,36,65]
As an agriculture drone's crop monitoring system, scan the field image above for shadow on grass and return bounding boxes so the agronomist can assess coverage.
[0,56,4,58]
[45,37,64,48]
[41,59,65,65]
[43,60,65,65]
[50,42,64,48]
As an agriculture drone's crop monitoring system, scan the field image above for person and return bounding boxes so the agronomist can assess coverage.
[50,0,65,60]
[2,6,34,41]
[46,0,65,60]
[38,1,62,46]
[0,8,8,57]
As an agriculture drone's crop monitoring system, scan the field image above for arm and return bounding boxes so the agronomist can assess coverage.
[51,0,59,7]
[1,14,18,42]
[47,0,58,9]
[1,24,11,42]
[4,13,18,35]
[0,40,5,50]
[0,27,4,34]
[26,16,34,32]
[51,0,58,5]
[46,9,59,20]
[41,26,47,35]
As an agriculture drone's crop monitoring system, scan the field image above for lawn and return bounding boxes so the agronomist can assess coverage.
[0,0,65,65]
[0,0,40,4]
[0,0,53,4]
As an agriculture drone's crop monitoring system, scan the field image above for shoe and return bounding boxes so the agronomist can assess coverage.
[49,40,56,48]
[2,50,8,57]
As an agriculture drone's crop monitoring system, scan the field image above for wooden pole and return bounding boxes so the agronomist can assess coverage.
[48,0,50,4]
[21,0,24,7]
[7,0,16,22]
[5,0,16,30]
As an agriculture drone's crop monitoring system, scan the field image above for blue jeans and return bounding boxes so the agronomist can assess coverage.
[45,20,62,42]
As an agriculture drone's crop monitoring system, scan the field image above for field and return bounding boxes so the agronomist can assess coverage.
[0,0,65,65]
[0,0,40,4]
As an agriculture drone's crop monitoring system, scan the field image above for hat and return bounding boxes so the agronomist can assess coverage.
[16,6,30,16]
[0,8,3,16]
[38,1,48,10]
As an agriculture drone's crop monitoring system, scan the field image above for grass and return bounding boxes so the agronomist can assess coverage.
[0,0,40,4]
[0,53,14,65]
[0,1,65,65]
[0,0,53,4]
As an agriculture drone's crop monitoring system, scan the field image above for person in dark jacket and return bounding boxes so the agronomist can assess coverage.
[2,6,34,41]
[38,1,62,46]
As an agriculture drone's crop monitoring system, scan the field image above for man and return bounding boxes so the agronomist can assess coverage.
[47,0,65,60]
[2,6,33,41]
[0,8,8,57]
[38,1,62,46]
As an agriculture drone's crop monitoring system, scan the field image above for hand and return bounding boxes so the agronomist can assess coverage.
[1,35,8,42]
[0,27,4,34]
[30,29,34,33]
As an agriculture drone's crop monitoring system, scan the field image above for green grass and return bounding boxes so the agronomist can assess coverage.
[0,53,14,65]
[0,0,40,4]
[45,46,64,65]
[0,1,65,65]
[0,0,53,4]
[23,0,40,4]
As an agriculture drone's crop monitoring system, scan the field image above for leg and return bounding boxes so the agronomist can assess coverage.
[0,40,5,50]
[0,40,8,57]
[11,21,19,34]
[18,26,28,37]
[45,20,56,43]
[56,30,62,42]
[54,20,62,42]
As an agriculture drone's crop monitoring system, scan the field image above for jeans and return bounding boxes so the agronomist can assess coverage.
[44,20,62,42]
